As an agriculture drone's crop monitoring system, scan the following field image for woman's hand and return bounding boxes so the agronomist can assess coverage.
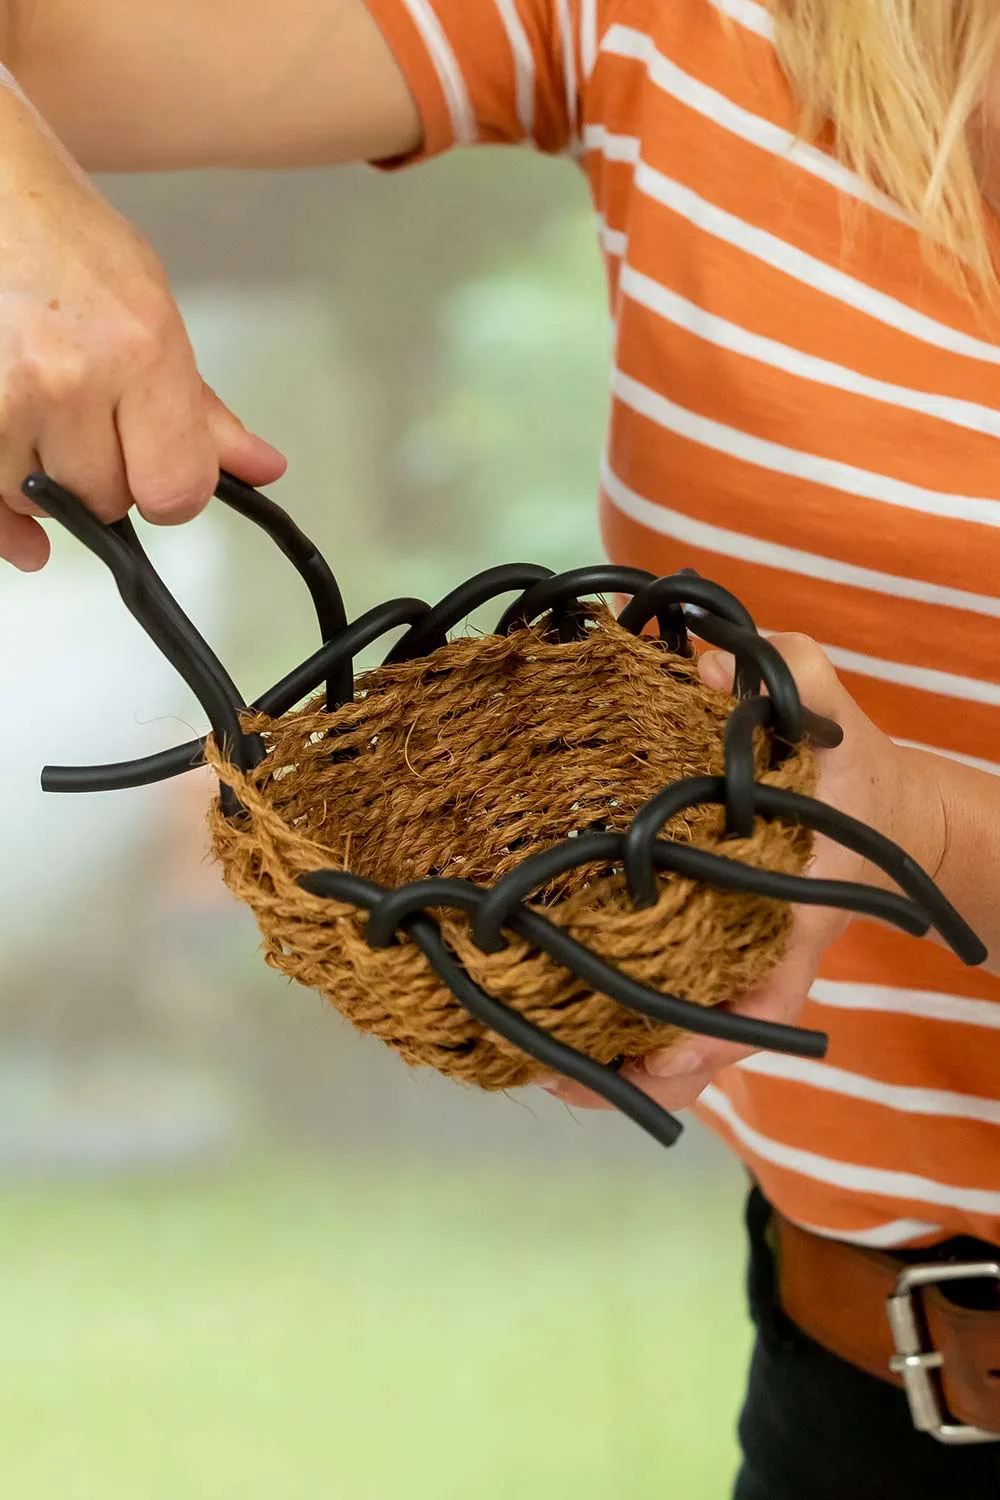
[0,0,436,570]
[0,81,286,571]
[541,634,948,1116]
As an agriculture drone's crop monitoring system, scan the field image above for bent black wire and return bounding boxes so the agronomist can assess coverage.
[384,563,555,664]
[24,472,261,815]
[308,871,685,1149]
[304,863,827,1049]
[214,470,351,708]
[621,774,985,966]
[29,469,989,1155]
[41,595,433,793]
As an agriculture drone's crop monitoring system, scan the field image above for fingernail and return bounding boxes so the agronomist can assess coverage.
[698,651,736,690]
[533,1074,560,1091]
[643,1046,704,1079]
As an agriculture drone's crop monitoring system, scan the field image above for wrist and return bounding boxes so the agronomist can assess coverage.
[839,734,947,899]
[879,742,948,886]
[0,54,91,196]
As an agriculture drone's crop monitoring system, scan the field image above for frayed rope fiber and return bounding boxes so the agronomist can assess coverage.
[206,607,816,1091]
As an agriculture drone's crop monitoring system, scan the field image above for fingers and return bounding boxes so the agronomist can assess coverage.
[538,1077,616,1110]
[116,362,288,527]
[640,970,807,1088]
[628,908,831,1093]
[541,1058,716,1116]
[0,504,50,570]
[762,632,844,720]
[37,408,132,523]
[0,428,50,567]
[0,421,43,514]
[540,911,831,1116]
[0,375,285,565]
[115,339,221,526]
[202,384,287,488]
[0,292,213,536]
[0,379,284,568]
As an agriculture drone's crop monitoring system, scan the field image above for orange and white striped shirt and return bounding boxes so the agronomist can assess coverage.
[366,0,1000,1249]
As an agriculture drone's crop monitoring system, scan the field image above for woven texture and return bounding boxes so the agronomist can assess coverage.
[207,609,816,1090]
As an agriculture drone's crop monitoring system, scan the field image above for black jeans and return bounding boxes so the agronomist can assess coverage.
[734,1188,1000,1500]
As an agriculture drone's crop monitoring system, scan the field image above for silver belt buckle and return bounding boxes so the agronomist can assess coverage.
[887,1261,1000,1445]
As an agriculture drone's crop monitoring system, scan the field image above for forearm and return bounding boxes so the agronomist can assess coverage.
[5,0,419,172]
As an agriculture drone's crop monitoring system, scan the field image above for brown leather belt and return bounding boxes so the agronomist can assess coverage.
[773,1211,1000,1445]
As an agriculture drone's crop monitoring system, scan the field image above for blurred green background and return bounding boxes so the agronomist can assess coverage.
[0,148,750,1498]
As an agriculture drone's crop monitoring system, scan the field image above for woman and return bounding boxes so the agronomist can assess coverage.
[3,0,1000,1493]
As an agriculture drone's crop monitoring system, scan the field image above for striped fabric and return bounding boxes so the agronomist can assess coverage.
[365,0,1000,1248]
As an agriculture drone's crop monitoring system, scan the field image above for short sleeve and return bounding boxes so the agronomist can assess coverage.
[364,0,581,163]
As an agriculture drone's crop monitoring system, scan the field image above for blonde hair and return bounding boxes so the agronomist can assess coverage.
[772,1,1000,293]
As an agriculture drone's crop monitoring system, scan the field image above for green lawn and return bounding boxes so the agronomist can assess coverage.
[0,1157,750,1500]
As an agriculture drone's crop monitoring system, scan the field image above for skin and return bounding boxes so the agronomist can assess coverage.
[0,1,998,1117]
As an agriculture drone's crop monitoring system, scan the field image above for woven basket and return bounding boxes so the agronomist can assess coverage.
[32,468,983,1148]
[206,606,816,1091]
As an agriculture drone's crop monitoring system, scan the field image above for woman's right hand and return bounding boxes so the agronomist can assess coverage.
[0,87,287,571]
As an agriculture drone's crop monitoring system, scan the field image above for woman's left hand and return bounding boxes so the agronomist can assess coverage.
[540,633,948,1117]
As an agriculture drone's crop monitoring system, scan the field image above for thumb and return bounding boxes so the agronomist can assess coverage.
[699,634,846,724]
[632,921,827,1097]
[202,383,287,489]
[698,649,738,694]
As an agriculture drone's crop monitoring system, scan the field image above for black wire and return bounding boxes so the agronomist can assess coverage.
[28,464,988,1163]
[694,616,804,750]
[618,572,755,634]
[495,565,657,634]
[300,868,829,1058]
[34,504,982,953]
[722,695,770,838]
[25,472,260,815]
[42,597,431,794]
[255,598,431,719]
[214,471,351,708]
[466,827,926,948]
[753,785,986,966]
[42,742,209,795]
[619,571,763,696]
[411,915,685,1149]
[300,867,685,1149]
[36,470,355,791]
[621,774,984,966]
[720,698,843,837]
[624,776,725,908]
[384,564,555,663]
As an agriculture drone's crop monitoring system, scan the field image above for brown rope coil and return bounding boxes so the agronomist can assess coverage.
[207,607,816,1091]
